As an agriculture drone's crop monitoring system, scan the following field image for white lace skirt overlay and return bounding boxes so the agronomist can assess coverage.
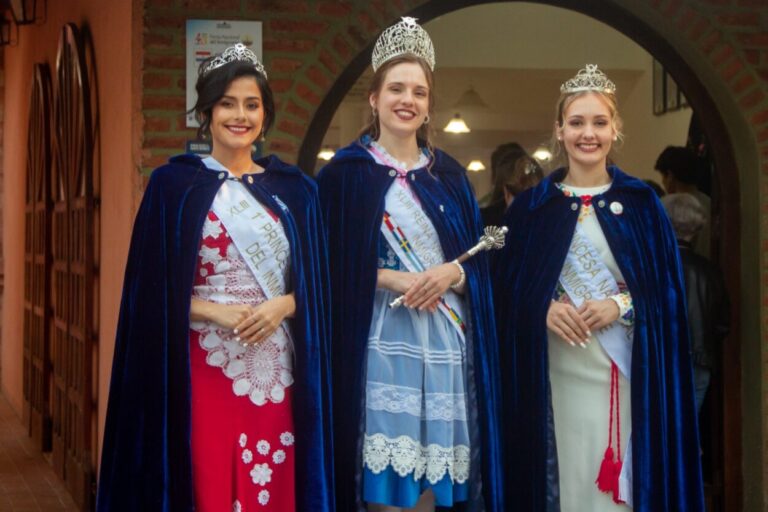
[363,288,471,485]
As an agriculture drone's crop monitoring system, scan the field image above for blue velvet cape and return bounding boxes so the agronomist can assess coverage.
[317,141,504,511]
[96,154,334,512]
[493,166,704,511]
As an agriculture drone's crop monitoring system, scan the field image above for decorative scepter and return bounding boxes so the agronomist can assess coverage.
[388,225,509,308]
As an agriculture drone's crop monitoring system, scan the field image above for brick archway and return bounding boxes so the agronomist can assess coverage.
[296,1,764,509]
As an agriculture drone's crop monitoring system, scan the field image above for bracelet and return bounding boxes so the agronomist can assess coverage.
[449,260,466,290]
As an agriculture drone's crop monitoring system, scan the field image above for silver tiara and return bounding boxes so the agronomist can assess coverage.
[201,43,268,78]
[371,17,435,72]
[560,64,616,94]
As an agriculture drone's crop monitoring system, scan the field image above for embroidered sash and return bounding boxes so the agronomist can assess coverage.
[380,181,467,342]
[558,221,634,504]
[211,178,291,301]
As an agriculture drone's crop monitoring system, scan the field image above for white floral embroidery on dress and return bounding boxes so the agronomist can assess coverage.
[202,218,223,239]
[258,490,270,506]
[250,463,272,486]
[191,216,294,406]
[233,499,242,512]
[272,449,286,464]
[239,433,248,448]
[242,449,253,464]
[198,245,223,266]
[280,432,294,446]
[256,440,270,456]
[363,433,470,484]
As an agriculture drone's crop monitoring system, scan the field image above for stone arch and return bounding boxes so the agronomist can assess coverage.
[297,1,766,509]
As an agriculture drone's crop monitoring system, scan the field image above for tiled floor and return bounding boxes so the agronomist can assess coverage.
[0,394,78,511]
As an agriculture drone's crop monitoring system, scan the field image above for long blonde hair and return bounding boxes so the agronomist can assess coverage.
[358,54,435,159]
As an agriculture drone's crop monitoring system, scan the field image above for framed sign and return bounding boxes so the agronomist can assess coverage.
[186,19,263,127]
[652,59,665,115]
[665,71,680,111]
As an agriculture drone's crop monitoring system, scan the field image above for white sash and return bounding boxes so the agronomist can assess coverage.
[211,179,291,301]
[558,222,634,505]
[380,181,467,342]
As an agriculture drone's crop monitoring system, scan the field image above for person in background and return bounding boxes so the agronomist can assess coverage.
[480,145,543,226]
[661,193,730,414]
[655,146,710,256]
[642,179,665,198]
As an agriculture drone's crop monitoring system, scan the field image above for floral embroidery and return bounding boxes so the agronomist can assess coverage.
[280,432,294,446]
[202,218,223,239]
[233,499,242,512]
[556,182,610,222]
[272,450,286,464]
[191,214,294,407]
[239,433,248,448]
[258,490,270,506]
[242,449,253,464]
[256,440,270,456]
[199,245,223,266]
[250,463,273,486]
[363,433,470,484]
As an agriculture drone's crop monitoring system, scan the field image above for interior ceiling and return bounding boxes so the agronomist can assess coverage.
[317,2,692,189]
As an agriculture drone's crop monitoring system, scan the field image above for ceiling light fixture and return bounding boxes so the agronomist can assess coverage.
[443,113,470,134]
[317,148,335,161]
[467,160,485,172]
[533,146,552,162]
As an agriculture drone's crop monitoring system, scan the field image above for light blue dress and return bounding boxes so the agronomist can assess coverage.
[361,143,470,508]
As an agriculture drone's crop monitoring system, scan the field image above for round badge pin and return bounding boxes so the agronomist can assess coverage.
[610,201,623,215]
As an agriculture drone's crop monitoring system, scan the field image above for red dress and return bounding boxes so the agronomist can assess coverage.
[189,211,296,512]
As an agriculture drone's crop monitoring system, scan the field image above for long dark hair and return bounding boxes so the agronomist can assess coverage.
[358,54,435,159]
[191,60,275,141]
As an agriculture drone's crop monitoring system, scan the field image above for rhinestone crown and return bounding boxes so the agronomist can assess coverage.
[371,17,435,72]
[560,64,616,94]
[201,43,267,78]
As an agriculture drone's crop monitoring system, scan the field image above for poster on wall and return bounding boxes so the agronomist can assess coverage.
[186,19,263,128]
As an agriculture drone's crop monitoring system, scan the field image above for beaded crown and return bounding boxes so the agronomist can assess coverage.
[560,64,616,95]
[201,43,268,78]
[371,17,435,72]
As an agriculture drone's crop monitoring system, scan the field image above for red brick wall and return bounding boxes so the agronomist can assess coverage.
[142,0,424,170]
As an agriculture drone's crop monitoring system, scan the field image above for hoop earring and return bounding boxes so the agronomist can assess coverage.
[372,107,378,118]
[423,115,430,125]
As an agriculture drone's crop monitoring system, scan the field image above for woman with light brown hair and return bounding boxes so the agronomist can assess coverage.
[318,17,503,512]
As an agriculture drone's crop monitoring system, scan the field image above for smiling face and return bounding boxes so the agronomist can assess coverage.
[369,61,431,141]
[557,92,618,173]
[210,76,264,156]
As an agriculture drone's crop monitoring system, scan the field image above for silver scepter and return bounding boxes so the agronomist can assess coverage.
[388,225,509,308]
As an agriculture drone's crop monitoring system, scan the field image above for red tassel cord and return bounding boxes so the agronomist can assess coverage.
[595,361,625,504]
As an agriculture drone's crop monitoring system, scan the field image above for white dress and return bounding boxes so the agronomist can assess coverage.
[548,183,633,511]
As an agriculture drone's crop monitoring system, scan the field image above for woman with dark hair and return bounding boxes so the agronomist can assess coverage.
[97,44,334,512]
[494,65,703,511]
[480,143,542,226]
[318,18,503,512]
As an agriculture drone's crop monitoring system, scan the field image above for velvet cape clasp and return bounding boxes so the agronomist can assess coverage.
[493,166,704,511]
[96,153,334,512]
[317,141,504,511]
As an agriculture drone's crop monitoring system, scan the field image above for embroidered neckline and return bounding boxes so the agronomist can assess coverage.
[368,139,430,172]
